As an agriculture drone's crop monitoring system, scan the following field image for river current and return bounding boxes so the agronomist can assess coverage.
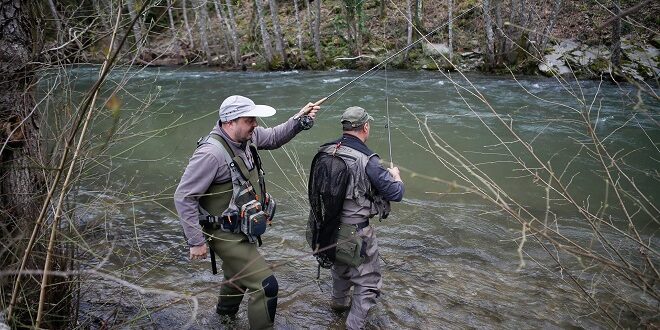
[65,67,658,329]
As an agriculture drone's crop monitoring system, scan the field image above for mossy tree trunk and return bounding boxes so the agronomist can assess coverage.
[269,0,287,66]
[254,0,274,65]
[126,0,144,47]
[313,0,323,63]
[194,0,212,64]
[482,0,496,70]
[212,0,232,59]
[293,0,306,65]
[611,0,621,68]
[225,0,242,68]
[539,0,563,56]
[182,0,195,48]
[447,0,453,62]
[404,0,412,60]
[343,0,364,56]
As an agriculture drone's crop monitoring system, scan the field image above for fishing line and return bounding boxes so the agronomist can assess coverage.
[313,4,479,107]
[385,63,393,167]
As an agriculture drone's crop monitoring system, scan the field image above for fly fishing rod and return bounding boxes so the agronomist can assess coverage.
[385,63,393,167]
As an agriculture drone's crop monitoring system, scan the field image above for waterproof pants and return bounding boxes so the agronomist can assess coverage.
[206,229,278,330]
[331,225,382,330]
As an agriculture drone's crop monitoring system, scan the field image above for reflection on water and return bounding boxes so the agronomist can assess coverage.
[66,67,658,328]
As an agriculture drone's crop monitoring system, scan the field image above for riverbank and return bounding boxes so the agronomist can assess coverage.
[52,1,659,81]
[127,35,660,80]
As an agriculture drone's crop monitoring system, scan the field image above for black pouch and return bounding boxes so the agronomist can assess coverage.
[221,213,239,232]
[334,225,365,267]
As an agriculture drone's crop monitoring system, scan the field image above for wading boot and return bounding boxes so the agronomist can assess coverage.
[216,303,238,324]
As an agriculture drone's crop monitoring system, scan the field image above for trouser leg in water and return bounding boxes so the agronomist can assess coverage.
[207,229,278,329]
[331,225,382,330]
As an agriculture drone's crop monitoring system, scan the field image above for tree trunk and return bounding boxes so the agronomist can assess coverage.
[483,0,495,70]
[125,0,144,47]
[313,0,323,63]
[518,0,529,48]
[404,0,413,59]
[293,0,306,65]
[494,0,504,64]
[224,0,242,67]
[194,0,212,64]
[268,0,287,65]
[182,0,195,48]
[46,0,63,44]
[1,0,62,327]
[540,0,562,56]
[212,0,231,57]
[356,1,364,56]
[447,0,453,62]
[254,0,274,65]
[505,0,516,63]
[343,1,357,56]
[0,0,43,243]
[412,0,423,34]
[305,0,315,59]
[611,0,621,68]
[166,0,181,59]
[220,0,243,68]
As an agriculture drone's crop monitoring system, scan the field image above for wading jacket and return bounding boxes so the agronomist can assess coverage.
[319,134,404,224]
[174,117,304,247]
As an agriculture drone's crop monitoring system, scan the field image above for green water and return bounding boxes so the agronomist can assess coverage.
[67,67,658,328]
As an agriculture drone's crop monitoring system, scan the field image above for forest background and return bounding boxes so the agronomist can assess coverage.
[0,0,658,328]
[39,0,659,77]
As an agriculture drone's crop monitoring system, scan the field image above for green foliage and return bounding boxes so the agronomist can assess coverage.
[589,57,610,74]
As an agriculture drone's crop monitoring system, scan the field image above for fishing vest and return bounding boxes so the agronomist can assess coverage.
[197,133,275,244]
[318,143,390,219]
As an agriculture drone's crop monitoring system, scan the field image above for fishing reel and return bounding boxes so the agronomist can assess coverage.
[298,115,314,130]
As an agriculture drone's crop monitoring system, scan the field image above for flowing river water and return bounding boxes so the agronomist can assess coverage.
[66,67,659,329]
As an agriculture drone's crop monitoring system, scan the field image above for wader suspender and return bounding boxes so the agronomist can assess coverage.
[197,134,241,218]
[198,134,268,243]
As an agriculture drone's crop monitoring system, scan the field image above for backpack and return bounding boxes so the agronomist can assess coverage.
[306,150,351,268]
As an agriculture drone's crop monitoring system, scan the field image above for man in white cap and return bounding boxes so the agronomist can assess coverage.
[174,95,319,329]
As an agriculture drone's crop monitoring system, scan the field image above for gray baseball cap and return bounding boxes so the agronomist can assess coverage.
[341,106,374,127]
[219,95,276,122]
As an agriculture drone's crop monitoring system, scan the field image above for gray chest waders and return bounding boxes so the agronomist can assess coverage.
[197,134,276,274]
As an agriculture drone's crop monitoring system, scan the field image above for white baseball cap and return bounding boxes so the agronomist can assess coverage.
[219,95,276,122]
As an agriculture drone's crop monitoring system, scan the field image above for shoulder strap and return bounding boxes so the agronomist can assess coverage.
[198,135,234,171]
[198,134,246,185]
[206,134,253,182]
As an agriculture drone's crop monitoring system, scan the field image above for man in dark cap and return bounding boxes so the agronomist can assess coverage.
[312,106,404,329]
[174,95,319,329]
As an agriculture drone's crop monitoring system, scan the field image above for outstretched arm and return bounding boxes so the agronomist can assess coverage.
[252,102,320,149]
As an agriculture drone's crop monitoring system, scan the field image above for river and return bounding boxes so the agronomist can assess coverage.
[65,67,658,329]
